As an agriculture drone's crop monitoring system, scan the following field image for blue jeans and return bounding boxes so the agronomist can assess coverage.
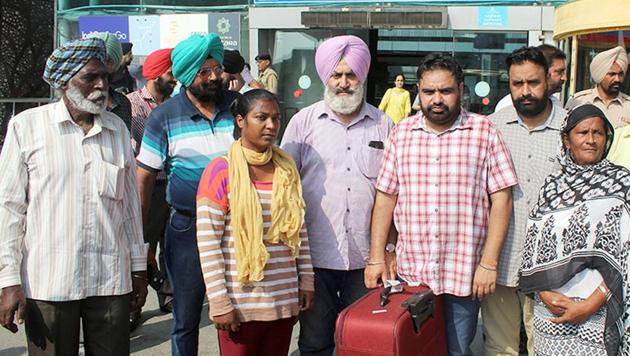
[442,294,480,356]
[298,268,369,356]
[164,209,205,356]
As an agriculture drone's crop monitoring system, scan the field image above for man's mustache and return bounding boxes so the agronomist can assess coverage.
[335,88,355,94]
[516,95,538,102]
[428,104,447,111]
[202,80,221,89]
[87,90,106,102]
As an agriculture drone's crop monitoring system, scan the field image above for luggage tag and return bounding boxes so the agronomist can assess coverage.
[384,279,404,293]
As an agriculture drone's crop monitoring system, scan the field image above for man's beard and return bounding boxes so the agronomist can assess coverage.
[420,98,461,126]
[603,80,622,97]
[324,84,364,115]
[188,79,222,104]
[513,93,548,118]
[154,76,176,97]
[66,83,108,114]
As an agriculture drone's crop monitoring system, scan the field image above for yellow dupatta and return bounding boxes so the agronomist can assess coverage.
[227,139,305,284]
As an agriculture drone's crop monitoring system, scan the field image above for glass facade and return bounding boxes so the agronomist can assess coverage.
[261,28,528,117]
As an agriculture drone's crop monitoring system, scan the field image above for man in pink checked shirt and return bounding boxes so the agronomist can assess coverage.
[365,53,517,356]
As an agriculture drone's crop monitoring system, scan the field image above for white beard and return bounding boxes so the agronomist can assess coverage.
[324,83,364,115]
[65,83,108,114]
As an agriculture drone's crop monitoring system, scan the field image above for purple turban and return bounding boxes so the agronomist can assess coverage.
[315,35,371,84]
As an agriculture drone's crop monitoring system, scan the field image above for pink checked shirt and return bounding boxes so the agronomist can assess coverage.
[377,110,517,297]
[127,86,158,154]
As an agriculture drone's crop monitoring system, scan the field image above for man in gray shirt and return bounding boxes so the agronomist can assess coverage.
[484,46,566,356]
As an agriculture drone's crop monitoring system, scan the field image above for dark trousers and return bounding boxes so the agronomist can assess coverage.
[298,268,369,356]
[145,181,171,306]
[164,209,205,356]
[218,317,296,356]
[24,295,130,356]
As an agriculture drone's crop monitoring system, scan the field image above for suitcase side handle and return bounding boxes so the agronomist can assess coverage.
[401,290,435,334]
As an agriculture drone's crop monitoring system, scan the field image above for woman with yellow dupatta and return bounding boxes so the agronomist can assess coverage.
[196,89,314,355]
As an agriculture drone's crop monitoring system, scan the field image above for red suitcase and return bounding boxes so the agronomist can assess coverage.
[335,284,447,356]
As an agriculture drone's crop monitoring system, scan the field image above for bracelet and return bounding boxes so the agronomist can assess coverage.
[478,263,497,272]
[367,260,385,266]
[597,285,612,302]
[132,274,149,283]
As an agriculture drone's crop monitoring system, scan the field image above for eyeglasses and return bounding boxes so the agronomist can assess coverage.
[197,65,224,77]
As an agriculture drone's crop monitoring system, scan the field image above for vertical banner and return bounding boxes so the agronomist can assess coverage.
[129,16,161,56]
[79,16,129,42]
[159,14,209,49]
[208,13,241,50]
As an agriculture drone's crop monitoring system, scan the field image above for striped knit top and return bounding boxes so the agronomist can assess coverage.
[196,156,314,322]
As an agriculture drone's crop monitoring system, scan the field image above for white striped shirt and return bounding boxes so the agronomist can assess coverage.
[196,157,314,322]
[0,101,147,301]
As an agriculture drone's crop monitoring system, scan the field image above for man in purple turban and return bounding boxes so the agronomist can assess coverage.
[281,35,394,356]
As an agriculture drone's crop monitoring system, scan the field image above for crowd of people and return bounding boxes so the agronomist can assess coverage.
[0,28,628,356]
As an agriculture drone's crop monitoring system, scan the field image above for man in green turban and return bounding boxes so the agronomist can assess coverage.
[136,32,240,355]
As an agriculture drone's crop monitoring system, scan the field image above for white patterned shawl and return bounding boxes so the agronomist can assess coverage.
[520,155,630,356]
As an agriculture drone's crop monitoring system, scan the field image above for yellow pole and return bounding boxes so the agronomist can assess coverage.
[570,35,578,96]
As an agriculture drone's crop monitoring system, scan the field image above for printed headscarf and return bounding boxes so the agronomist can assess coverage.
[143,48,173,80]
[171,33,224,87]
[590,46,629,83]
[85,32,123,71]
[314,35,371,84]
[43,38,107,89]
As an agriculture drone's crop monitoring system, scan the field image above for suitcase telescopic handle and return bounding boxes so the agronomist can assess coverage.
[402,291,435,334]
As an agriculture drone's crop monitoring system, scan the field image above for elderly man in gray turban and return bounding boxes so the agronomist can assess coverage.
[0,37,147,355]
[566,45,630,128]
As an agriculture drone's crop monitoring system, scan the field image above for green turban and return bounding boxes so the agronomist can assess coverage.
[86,32,123,71]
[171,33,224,87]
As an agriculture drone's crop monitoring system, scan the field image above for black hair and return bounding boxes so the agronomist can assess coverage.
[416,53,464,84]
[506,46,548,74]
[537,44,566,67]
[230,89,280,119]
[394,73,405,81]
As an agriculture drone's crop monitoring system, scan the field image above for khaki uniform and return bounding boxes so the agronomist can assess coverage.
[565,88,630,128]
[259,67,278,94]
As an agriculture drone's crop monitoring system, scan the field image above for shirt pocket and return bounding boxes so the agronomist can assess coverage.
[356,145,384,180]
[93,160,125,201]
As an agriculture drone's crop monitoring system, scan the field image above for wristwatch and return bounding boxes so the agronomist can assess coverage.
[385,243,396,253]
